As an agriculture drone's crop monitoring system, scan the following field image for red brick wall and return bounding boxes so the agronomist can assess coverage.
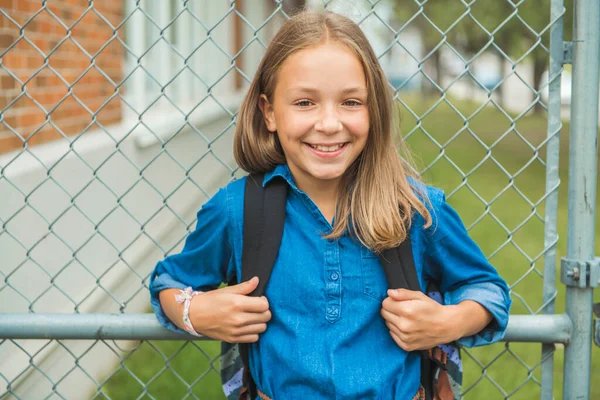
[0,0,124,153]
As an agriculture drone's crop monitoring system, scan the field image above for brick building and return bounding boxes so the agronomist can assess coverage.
[0,0,123,153]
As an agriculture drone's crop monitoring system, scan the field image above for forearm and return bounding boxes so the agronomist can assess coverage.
[445,300,494,341]
[158,288,187,331]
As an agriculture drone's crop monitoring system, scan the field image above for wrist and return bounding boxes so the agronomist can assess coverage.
[443,300,493,342]
[175,287,203,336]
[441,304,465,342]
[188,294,206,335]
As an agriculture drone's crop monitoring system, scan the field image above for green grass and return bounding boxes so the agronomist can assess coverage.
[100,94,600,400]
[99,340,225,400]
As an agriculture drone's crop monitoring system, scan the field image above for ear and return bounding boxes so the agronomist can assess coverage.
[258,94,277,132]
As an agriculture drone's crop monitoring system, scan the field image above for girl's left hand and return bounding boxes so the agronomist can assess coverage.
[380,288,460,351]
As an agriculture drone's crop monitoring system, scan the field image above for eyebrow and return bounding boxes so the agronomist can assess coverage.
[286,86,368,95]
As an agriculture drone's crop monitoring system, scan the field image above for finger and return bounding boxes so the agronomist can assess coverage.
[242,310,272,325]
[230,310,271,327]
[380,308,401,327]
[382,309,416,335]
[231,334,260,343]
[232,295,270,313]
[387,288,424,302]
[385,320,401,337]
[220,277,259,295]
[389,330,405,349]
[389,327,409,343]
[381,297,402,313]
[382,297,418,319]
[233,323,268,336]
[390,330,415,351]
[387,308,420,331]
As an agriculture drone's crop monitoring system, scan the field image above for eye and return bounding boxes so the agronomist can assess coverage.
[294,100,313,108]
[343,99,363,107]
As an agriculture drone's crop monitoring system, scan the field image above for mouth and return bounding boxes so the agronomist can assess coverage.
[304,142,348,152]
[303,142,349,158]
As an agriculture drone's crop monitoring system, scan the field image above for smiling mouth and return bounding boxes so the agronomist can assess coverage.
[305,143,348,152]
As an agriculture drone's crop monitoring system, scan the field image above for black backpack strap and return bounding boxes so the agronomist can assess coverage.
[239,173,288,399]
[240,173,288,295]
[379,236,434,400]
[379,236,420,292]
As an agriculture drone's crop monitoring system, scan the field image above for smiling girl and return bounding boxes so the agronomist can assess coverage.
[149,10,511,400]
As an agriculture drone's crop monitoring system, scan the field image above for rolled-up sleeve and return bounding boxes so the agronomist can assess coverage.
[149,187,233,333]
[423,189,512,347]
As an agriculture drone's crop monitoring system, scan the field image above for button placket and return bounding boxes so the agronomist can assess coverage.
[325,239,341,323]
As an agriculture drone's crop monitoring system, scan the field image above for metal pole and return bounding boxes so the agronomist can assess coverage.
[0,313,573,343]
[542,0,565,398]
[563,0,600,398]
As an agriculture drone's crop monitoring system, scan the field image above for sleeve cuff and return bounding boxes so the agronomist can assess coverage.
[149,272,188,334]
[444,281,511,348]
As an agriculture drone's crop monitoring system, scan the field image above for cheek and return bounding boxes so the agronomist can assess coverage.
[346,111,370,140]
[276,110,313,137]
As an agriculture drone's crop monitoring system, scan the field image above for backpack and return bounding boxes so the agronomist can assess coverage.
[219,174,462,400]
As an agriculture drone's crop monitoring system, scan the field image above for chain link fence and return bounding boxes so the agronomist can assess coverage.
[1,0,598,399]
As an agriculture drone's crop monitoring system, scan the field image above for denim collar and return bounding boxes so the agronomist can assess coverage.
[263,164,298,191]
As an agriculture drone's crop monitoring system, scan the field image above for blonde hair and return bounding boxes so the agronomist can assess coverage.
[234,11,432,252]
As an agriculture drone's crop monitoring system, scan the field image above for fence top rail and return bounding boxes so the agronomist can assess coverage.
[0,313,572,343]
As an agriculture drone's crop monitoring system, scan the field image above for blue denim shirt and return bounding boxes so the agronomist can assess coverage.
[150,164,511,400]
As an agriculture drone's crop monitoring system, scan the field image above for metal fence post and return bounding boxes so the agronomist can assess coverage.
[562,0,600,399]
[542,0,566,398]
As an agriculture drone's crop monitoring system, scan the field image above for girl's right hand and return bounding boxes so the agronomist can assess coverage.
[189,276,272,343]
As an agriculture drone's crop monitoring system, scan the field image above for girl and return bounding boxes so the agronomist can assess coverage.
[150,10,511,400]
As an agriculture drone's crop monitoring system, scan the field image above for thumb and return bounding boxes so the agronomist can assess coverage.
[222,276,259,295]
[387,288,423,301]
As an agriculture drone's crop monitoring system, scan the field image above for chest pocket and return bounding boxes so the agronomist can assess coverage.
[360,247,389,301]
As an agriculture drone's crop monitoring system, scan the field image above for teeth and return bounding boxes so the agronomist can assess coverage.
[309,143,345,152]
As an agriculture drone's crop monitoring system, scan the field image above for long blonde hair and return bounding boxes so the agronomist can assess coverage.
[234,11,432,252]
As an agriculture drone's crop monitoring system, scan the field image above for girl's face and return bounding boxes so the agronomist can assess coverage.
[260,42,370,191]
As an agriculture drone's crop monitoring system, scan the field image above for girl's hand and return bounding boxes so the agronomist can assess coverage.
[189,277,272,343]
[380,289,460,351]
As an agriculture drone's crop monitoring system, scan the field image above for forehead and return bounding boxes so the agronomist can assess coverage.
[275,42,367,94]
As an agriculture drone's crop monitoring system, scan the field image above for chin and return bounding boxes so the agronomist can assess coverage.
[309,167,347,181]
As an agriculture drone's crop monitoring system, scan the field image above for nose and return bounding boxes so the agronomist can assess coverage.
[315,107,342,134]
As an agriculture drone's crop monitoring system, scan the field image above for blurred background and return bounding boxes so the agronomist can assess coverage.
[0,0,598,399]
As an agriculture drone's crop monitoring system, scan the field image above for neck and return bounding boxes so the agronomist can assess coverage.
[291,171,340,223]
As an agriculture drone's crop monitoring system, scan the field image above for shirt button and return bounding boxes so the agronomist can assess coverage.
[330,272,339,281]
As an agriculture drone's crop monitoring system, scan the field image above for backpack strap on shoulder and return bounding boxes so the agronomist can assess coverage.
[241,173,288,296]
[379,236,435,400]
[379,236,420,292]
[239,173,288,399]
